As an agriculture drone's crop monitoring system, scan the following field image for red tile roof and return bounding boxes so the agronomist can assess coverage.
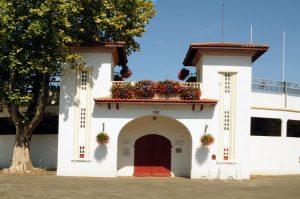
[94,97,218,105]
[183,42,269,66]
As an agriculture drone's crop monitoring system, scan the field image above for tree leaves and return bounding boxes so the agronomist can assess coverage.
[0,0,155,117]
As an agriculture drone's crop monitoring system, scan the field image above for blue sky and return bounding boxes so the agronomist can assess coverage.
[127,0,300,83]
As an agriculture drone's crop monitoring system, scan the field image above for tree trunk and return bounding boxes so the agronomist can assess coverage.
[5,73,49,173]
[9,127,33,173]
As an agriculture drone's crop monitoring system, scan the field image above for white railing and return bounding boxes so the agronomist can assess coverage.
[180,82,201,89]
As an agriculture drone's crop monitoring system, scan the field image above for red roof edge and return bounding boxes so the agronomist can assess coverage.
[183,42,269,66]
[94,97,218,105]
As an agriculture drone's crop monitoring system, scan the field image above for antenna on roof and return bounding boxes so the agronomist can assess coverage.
[221,3,224,42]
[282,31,286,82]
[250,25,253,43]
[282,31,287,108]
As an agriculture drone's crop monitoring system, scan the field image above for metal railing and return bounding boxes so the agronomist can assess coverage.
[252,78,300,96]
[50,77,300,96]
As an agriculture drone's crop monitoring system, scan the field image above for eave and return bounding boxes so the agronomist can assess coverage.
[183,42,269,66]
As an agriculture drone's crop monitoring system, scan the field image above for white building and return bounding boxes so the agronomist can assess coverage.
[1,42,300,179]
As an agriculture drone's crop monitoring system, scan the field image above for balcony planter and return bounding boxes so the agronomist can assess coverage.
[180,87,201,100]
[134,80,156,99]
[111,83,133,99]
[96,132,110,145]
[156,80,182,98]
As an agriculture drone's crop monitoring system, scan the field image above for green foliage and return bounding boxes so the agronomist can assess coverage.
[0,0,77,108]
[0,0,155,123]
[67,0,156,54]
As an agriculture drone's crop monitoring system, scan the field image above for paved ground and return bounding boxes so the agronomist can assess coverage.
[0,173,300,199]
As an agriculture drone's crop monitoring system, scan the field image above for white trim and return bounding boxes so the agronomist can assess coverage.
[251,106,300,113]
[73,70,81,159]
[218,72,237,162]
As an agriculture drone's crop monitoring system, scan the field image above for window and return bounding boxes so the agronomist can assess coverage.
[224,73,231,93]
[81,70,88,90]
[287,120,300,138]
[251,117,281,136]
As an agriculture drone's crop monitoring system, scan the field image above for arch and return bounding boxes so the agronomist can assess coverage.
[134,134,171,177]
[117,115,192,177]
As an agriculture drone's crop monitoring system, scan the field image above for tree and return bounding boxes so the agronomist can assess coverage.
[0,0,155,173]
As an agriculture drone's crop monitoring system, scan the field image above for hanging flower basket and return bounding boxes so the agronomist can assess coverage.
[177,68,190,80]
[96,132,110,145]
[120,66,133,78]
[200,134,214,147]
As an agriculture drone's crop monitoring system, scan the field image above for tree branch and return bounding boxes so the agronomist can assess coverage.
[28,73,49,132]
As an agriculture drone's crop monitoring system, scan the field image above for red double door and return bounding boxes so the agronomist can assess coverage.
[134,134,171,177]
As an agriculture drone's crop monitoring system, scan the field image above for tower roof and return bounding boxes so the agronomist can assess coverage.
[183,42,269,66]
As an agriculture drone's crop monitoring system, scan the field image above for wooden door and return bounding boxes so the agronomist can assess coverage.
[134,134,171,177]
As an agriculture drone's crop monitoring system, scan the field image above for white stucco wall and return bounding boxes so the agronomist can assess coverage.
[197,55,252,179]
[0,135,58,169]
[57,51,115,176]
[252,92,300,110]
[56,49,300,179]
[58,98,219,177]
[250,108,300,175]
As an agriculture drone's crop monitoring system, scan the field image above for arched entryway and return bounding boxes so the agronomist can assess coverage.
[117,115,192,177]
[134,134,171,177]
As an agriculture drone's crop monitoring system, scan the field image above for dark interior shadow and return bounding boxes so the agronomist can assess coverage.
[195,146,209,165]
[94,144,108,163]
